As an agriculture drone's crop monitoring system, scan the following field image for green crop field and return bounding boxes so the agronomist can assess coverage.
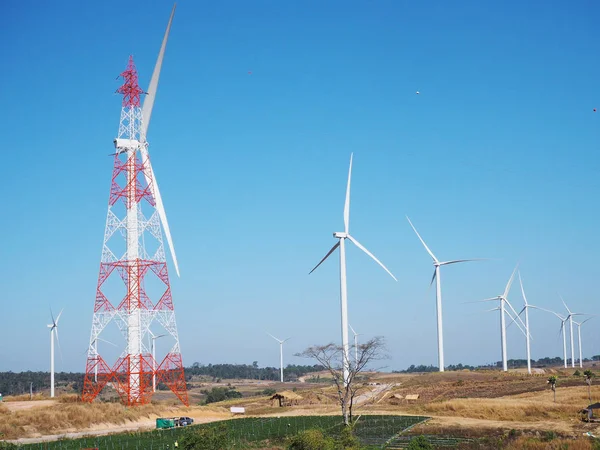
[13,415,432,450]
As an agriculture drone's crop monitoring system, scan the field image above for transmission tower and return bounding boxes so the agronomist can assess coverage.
[82,5,187,406]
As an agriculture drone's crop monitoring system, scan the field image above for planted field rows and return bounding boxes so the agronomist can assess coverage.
[15,415,430,449]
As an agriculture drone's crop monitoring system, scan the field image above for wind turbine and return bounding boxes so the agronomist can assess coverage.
[531,306,568,368]
[309,153,397,386]
[475,265,527,372]
[349,325,362,365]
[148,331,167,392]
[560,296,589,368]
[513,272,533,374]
[47,309,63,398]
[574,317,594,368]
[91,337,117,383]
[406,217,482,372]
[267,333,290,383]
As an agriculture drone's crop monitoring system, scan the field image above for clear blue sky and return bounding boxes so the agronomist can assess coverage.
[1,0,599,373]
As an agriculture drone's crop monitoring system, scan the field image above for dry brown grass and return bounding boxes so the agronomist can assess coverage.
[400,385,600,422]
[502,436,596,449]
[4,393,47,402]
[0,401,167,439]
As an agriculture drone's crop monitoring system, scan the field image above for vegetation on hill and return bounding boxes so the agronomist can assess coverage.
[0,363,324,396]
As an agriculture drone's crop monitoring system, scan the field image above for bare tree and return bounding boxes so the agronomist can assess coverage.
[296,336,387,426]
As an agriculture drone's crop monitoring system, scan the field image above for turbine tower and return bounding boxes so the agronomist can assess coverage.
[309,153,397,387]
[349,325,361,365]
[268,333,290,383]
[406,217,482,372]
[574,317,593,368]
[48,309,63,398]
[82,5,188,406]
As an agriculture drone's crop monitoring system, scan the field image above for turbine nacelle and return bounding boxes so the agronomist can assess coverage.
[333,231,348,239]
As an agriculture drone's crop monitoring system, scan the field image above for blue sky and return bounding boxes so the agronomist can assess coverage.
[1,0,599,374]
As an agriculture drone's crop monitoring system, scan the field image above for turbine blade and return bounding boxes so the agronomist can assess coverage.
[439,259,486,265]
[529,305,566,321]
[406,216,438,262]
[502,263,519,300]
[267,332,282,343]
[347,235,397,281]
[283,337,291,343]
[97,337,118,347]
[50,307,55,326]
[55,328,63,364]
[55,308,64,325]
[429,269,437,287]
[349,324,357,336]
[559,294,572,315]
[518,271,528,306]
[581,317,594,325]
[343,153,353,234]
[505,299,527,332]
[143,156,180,277]
[462,297,500,304]
[309,242,340,274]
[140,3,176,140]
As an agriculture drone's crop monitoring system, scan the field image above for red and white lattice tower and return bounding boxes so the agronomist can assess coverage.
[82,5,188,406]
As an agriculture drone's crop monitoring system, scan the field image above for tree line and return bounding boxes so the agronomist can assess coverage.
[0,362,325,396]
[397,356,600,373]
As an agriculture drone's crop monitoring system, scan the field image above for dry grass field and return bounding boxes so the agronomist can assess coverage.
[3,368,600,445]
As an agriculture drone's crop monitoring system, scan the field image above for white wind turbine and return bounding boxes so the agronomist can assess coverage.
[349,325,362,365]
[474,265,528,372]
[91,337,117,383]
[47,309,63,398]
[574,317,594,368]
[560,296,590,368]
[531,306,568,368]
[309,153,397,386]
[267,333,290,383]
[406,217,482,372]
[511,272,533,374]
[148,331,167,391]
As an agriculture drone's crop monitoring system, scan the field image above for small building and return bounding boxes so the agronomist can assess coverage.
[270,390,303,407]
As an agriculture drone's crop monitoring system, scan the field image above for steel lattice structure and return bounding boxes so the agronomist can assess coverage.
[82,6,187,406]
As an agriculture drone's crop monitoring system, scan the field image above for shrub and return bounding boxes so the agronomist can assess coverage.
[407,435,433,450]
[180,424,228,450]
[286,429,335,450]
[262,388,276,396]
[575,370,581,377]
[336,426,361,449]
[201,387,243,404]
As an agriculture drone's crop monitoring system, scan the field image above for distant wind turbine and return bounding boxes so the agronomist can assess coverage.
[148,331,167,392]
[406,216,483,372]
[91,337,117,383]
[268,333,290,383]
[508,272,533,374]
[349,325,362,365]
[531,306,568,368]
[309,153,397,386]
[573,317,594,368]
[560,296,590,368]
[47,308,63,398]
[470,265,527,372]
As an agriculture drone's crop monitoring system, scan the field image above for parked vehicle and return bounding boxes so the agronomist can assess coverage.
[156,417,194,429]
